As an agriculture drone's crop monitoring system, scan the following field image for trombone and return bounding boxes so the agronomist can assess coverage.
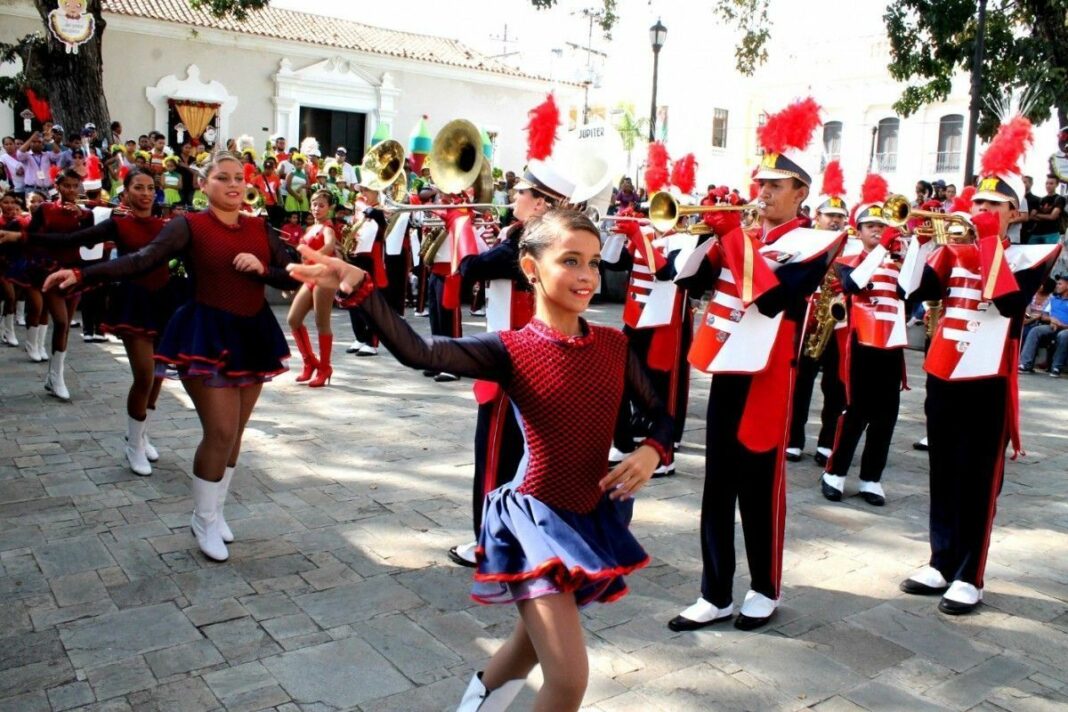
[881,194,972,244]
[648,191,764,233]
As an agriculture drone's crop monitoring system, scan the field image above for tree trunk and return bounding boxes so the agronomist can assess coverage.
[30,0,111,141]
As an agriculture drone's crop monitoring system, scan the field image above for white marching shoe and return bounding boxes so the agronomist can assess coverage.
[939,580,983,615]
[25,326,42,362]
[44,351,70,401]
[1,314,18,346]
[124,416,152,476]
[457,672,524,712]
[667,597,734,631]
[36,326,49,360]
[735,590,779,630]
[142,412,159,462]
[217,466,235,544]
[357,344,378,356]
[190,476,229,561]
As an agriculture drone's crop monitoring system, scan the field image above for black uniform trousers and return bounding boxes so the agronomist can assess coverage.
[612,318,692,452]
[348,254,380,347]
[788,335,845,452]
[825,341,903,482]
[427,271,462,338]
[384,252,408,315]
[925,374,1008,588]
[470,391,525,536]
[700,373,785,608]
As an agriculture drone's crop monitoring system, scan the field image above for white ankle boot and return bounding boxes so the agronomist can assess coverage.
[125,416,152,476]
[36,326,49,360]
[142,411,159,462]
[45,351,70,401]
[15,300,24,326]
[457,673,524,712]
[191,476,229,561]
[217,467,235,544]
[1,314,17,346]
[25,326,42,362]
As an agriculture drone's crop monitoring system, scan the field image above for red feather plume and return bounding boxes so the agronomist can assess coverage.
[960,185,976,202]
[757,97,822,154]
[670,154,696,194]
[820,160,845,198]
[980,115,1033,177]
[86,154,102,181]
[860,173,889,204]
[644,142,669,194]
[525,94,560,161]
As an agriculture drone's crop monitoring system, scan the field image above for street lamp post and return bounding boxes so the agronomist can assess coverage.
[648,18,667,143]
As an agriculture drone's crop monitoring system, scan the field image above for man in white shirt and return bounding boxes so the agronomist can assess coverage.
[1,136,26,198]
[335,147,359,185]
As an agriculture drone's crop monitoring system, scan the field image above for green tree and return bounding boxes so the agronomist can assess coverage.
[0,0,268,142]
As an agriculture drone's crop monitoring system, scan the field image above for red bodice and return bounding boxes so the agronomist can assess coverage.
[114,215,169,291]
[185,211,270,317]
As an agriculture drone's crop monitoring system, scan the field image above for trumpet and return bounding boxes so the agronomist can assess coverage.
[648,191,764,233]
[882,194,972,244]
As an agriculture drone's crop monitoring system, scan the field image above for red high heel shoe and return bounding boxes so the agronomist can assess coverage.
[296,360,319,383]
[308,333,333,388]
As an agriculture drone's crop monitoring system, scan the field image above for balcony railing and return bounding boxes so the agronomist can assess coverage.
[875,152,897,173]
[934,150,961,173]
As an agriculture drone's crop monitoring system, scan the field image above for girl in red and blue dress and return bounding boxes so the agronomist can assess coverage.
[285,189,336,387]
[8,170,93,397]
[0,192,28,347]
[290,209,672,712]
[45,152,299,564]
[2,170,186,476]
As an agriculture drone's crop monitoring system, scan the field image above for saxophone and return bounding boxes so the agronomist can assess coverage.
[339,216,367,262]
[803,269,848,359]
[418,226,448,263]
[924,300,943,340]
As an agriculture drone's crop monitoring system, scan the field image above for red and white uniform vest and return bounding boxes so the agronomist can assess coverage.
[384,211,410,257]
[685,223,844,374]
[839,245,908,349]
[621,227,668,328]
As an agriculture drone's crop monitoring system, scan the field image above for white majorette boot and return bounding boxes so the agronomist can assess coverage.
[15,300,25,326]
[124,416,152,476]
[36,326,49,360]
[25,326,42,362]
[142,411,160,462]
[217,466,235,544]
[456,672,524,712]
[1,314,17,346]
[190,476,229,561]
[45,350,70,401]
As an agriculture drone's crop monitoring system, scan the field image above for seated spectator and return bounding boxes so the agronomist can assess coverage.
[1021,277,1055,345]
[1020,274,1068,376]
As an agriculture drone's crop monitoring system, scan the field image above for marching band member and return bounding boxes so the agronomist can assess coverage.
[605,147,697,474]
[899,116,1060,614]
[820,174,907,505]
[345,181,389,357]
[446,104,570,565]
[669,99,845,631]
[382,204,412,314]
[787,160,849,464]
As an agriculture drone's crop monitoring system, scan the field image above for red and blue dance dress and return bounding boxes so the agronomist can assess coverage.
[21,213,187,341]
[75,210,298,386]
[343,284,674,606]
[8,200,93,289]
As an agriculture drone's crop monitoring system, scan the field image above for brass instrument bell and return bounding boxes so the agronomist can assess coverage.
[428,119,484,196]
[648,191,761,233]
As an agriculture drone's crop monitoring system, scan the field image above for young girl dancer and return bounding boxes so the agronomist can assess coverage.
[2,170,185,475]
[0,192,26,347]
[286,189,336,386]
[12,170,93,397]
[290,209,672,711]
[45,153,298,562]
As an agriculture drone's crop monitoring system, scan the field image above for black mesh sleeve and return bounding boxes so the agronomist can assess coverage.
[358,288,511,382]
[27,219,118,249]
[81,215,190,285]
[624,349,675,456]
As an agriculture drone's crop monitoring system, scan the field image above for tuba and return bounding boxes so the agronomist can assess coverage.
[804,269,848,359]
[418,226,448,263]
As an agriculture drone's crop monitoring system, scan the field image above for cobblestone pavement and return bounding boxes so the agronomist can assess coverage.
[1,302,1067,712]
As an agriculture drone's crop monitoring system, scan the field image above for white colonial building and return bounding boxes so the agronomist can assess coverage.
[0,0,579,171]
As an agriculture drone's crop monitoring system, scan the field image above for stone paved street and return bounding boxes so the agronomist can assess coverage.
[1,303,1067,711]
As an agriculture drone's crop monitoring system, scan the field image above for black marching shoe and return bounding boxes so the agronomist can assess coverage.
[820,473,844,502]
[913,437,929,451]
[667,599,734,632]
[785,448,802,463]
[899,566,949,595]
[447,542,478,568]
[813,449,830,467]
